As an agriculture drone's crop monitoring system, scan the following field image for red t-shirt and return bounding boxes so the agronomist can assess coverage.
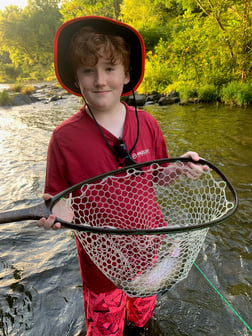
[45,102,168,292]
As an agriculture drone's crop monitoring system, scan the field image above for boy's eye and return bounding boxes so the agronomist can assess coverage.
[82,68,93,74]
[106,66,115,72]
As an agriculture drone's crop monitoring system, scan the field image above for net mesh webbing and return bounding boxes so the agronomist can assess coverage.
[69,162,234,297]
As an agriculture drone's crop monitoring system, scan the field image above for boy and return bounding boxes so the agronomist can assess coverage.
[38,16,206,336]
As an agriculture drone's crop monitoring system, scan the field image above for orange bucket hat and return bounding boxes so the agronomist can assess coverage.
[54,16,145,97]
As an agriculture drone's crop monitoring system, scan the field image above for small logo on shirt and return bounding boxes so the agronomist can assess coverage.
[132,149,150,159]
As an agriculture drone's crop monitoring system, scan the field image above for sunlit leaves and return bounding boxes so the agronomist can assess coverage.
[0,0,62,81]
[60,0,122,20]
[0,0,250,86]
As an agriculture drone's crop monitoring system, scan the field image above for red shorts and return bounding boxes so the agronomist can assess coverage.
[83,285,156,336]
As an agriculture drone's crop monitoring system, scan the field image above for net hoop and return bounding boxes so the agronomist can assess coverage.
[53,157,238,234]
[54,157,238,297]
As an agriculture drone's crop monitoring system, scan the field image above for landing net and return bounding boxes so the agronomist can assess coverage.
[69,161,235,297]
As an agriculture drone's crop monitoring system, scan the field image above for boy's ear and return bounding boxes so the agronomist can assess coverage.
[124,71,130,85]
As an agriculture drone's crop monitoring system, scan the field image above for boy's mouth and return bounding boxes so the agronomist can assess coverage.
[94,90,111,94]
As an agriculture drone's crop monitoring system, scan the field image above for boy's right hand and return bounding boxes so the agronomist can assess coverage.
[37,193,73,230]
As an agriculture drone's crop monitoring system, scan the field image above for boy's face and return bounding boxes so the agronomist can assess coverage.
[76,55,130,114]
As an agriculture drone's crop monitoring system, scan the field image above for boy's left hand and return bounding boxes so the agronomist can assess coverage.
[181,151,209,179]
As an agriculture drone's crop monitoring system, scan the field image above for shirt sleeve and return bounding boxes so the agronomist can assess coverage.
[44,131,70,195]
[146,113,169,159]
[155,121,169,159]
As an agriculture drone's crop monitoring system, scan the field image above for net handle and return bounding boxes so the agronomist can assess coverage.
[51,157,239,234]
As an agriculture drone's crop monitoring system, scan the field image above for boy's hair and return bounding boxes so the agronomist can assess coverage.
[69,26,131,74]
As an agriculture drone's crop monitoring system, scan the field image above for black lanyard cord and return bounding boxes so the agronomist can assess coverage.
[128,88,140,155]
[81,88,139,166]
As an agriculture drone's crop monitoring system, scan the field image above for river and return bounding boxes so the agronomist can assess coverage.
[0,97,251,336]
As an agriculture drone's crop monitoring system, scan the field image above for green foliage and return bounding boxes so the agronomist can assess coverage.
[0,64,20,82]
[0,90,11,105]
[120,0,161,29]
[0,0,62,82]
[139,43,173,94]
[21,85,35,95]
[198,84,219,102]
[139,27,170,52]
[165,80,198,101]
[221,82,252,107]
[0,0,250,106]
[60,0,122,20]
[9,83,23,92]
[7,83,35,95]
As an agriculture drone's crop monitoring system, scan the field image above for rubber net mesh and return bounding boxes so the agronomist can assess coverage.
[70,162,234,297]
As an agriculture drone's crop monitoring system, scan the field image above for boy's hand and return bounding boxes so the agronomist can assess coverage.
[181,151,209,180]
[37,193,73,230]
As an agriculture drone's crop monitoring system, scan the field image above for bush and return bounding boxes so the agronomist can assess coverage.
[9,83,23,92]
[221,81,252,106]
[8,83,35,95]
[166,81,198,101]
[139,47,173,94]
[0,90,12,105]
[198,84,219,102]
[138,37,177,94]
[179,86,198,101]
[139,27,170,52]
[21,85,35,95]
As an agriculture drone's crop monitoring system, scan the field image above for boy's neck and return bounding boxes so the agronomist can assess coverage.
[85,103,126,139]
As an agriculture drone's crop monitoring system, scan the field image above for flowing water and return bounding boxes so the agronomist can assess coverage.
[0,96,251,336]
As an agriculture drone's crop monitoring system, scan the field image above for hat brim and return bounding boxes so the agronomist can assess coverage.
[54,16,145,97]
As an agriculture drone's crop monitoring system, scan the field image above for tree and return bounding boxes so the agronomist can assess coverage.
[146,0,251,85]
[174,0,252,81]
[0,0,250,89]
[60,0,122,21]
[0,0,62,81]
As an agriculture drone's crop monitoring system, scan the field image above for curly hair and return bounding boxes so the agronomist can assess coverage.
[69,26,131,74]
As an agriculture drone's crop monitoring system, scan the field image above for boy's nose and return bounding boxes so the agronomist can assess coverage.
[95,70,106,86]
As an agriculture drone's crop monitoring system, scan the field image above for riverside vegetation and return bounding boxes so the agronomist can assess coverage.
[0,0,251,107]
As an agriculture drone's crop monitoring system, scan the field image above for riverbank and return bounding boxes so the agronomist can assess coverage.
[0,82,69,106]
[0,82,182,107]
[1,81,251,107]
